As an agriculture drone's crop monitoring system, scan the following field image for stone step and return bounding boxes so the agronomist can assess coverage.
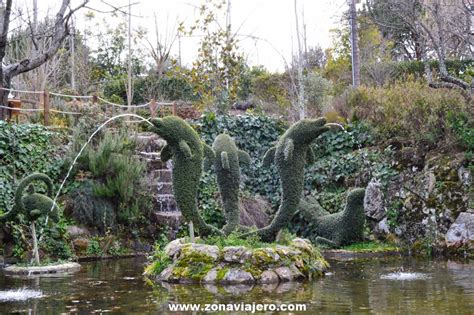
[154,194,178,212]
[144,159,168,170]
[134,133,167,152]
[153,211,183,230]
[139,151,161,159]
[154,183,174,195]
[156,169,173,182]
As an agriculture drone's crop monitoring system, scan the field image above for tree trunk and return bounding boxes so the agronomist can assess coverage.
[0,75,11,120]
[350,0,360,87]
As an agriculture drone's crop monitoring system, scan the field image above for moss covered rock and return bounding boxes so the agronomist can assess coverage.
[146,238,328,284]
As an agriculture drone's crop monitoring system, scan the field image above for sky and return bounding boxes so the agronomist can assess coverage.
[20,0,350,72]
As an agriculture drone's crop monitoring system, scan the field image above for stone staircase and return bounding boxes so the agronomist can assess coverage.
[135,133,183,232]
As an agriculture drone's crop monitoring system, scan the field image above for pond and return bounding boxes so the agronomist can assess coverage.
[0,256,472,314]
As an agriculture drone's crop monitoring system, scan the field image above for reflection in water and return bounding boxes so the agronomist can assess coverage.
[0,256,472,314]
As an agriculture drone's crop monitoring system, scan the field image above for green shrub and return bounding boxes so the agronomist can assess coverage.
[344,81,469,146]
[86,238,103,256]
[64,118,152,229]
[64,180,117,233]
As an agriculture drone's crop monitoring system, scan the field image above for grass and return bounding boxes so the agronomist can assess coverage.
[195,231,274,249]
[340,241,400,253]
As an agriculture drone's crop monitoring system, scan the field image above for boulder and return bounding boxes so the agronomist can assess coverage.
[222,268,254,284]
[364,179,385,221]
[164,238,186,258]
[258,270,279,284]
[203,268,218,283]
[158,266,174,282]
[73,238,89,253]
[181,243,220,261]
[290,238,313,252]
[274,267,293,282]
[446,212,474,245]
[66,226,90,238]
[222,246,247,263]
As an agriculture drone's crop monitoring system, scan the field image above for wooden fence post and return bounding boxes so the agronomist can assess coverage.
[172,101,177,116]
[150,98,157,118]
[43,90,50,126]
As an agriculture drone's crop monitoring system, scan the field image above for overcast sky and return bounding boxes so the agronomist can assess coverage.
[24,0,350,71]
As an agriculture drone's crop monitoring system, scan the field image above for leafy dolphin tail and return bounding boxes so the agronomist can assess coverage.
[283,139,294,161]
[160,145,174,162]
[178,140,193,159]
[221,151,230,170]
[237,150,251,166]
[262,146,276,166]
[306,147,316,164]
[15,173,54,212]
[202,142,215,160]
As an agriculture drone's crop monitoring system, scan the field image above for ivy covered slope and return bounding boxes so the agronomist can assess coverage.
[150,116,221,236]
[194,113,287,207]
[253,118,330,242]
[210,134,250,235]
[0,121,65,214]
[145,236,328,284]
[299,188,366,247]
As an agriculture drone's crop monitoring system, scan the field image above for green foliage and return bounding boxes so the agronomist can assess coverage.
[394,59,473,83]
[209,134,250,235]
[447,111,474,151]
[65,118,151,229]
[345,81,470,146]
[178,0,246,112]
[144,244,172,276]
[250,118,331,241]
[194,113,286,206]
[200,231,272,249]
[303,70,333,115]
[198,170,225,228]
[41,217,74,260]
[149,116,221,236]
[341,241,399,252]
[64,180,116,233]
[86,238,104,256]
[0,121,65,215]
[305,122,396,190]
[249,70,292,115]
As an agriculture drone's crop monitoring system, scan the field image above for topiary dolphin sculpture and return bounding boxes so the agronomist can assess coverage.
[299,188,366,247]
[149,116,221,237]
[250,117,332,242]
[0,173,60,264]
[0,173,60,223]
[209,134,250,235]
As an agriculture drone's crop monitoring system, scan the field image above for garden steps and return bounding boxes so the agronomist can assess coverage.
[136,132,180,215]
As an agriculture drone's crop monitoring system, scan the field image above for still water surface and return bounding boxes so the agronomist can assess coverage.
[0,256,472,314]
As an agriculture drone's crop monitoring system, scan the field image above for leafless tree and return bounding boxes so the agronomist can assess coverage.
[367,0,472,94]
[0,0,89,120]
